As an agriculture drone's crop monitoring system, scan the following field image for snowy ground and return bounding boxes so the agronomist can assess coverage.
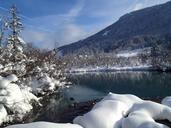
[6,122,83,128]
[6,93,171,128]
[116,48,151,58]
[68,65,152,73]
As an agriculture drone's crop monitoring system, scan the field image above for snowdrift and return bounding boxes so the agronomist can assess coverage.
[74,93,171,128]
[6,122,83,128]
[162,97,171,108]
[6,93,171,128]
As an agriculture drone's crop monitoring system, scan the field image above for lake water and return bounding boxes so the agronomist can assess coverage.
[64,71,171,102]
[34,71,171,123]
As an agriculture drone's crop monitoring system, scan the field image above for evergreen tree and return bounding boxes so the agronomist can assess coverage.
[0,16,5,47]
[150,44,160,68]
[6,5,25,62]
[8,5,23,52]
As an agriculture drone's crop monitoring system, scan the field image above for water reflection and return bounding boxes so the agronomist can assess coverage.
[34,71,171,123]
[63,85,104,102]
[35,93,71,122]
[66,72,171,100]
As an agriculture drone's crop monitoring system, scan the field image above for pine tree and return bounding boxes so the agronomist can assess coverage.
[6,5,25,62]
[0,16,4,47]
[150,44,160,68]
[8,5,23,52]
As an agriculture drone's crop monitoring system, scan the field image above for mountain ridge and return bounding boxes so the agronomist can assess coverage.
[59,1,171,55]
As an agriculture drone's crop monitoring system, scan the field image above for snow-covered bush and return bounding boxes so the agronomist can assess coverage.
[21,45,67,95]
[0,5,66,126]
[0,5,66,94]
[0,74,39,125]
[74,93,171,128]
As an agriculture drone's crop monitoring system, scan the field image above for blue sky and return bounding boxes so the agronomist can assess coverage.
[0,0,170,49]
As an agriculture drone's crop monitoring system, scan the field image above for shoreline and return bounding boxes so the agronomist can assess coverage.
[56,98,171,127]
[66,66,171,74]
[2,96,171,128]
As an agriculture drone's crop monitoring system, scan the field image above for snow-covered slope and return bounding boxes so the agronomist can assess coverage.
[116,48,151,58]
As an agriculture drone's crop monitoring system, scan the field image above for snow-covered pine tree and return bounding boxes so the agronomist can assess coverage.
[0,16,5,48]
[7,5,26,62]
[0,5,66,96]
[0,5,27,76]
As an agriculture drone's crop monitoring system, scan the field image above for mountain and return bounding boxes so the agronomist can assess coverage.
[59,1,171,55]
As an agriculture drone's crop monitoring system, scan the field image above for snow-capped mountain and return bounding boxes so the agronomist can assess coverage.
[59,1,171,55]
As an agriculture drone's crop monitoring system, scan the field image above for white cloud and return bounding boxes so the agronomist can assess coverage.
[22,23,90,49]
[67,0,84,17]
[22,29,55,49]
[132,3,144,11]
[21,0,170,49]
[21,0,86,49]
[130,0,170,11]
[56,24,87,44]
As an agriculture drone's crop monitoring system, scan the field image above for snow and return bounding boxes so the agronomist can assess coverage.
[28,73,63,94]
[110,65,152,71]
[123,101,171,128]
[0,64,3,69]
[68,65,152,73]
[74,93,171,128]
[0,105,8,125]
[162,97,171,107]
[4,93,171,128]
[0,74,39,125]
[74,100,128,128]
[102,30,110,36]
[116,47,151,58]
[6,74,18,82]
[17,37,26,45]
[117,52,138,58]
[102,93,143,109]
[0,7,66,126]
[16,45,23,52]
[6,122,83,128]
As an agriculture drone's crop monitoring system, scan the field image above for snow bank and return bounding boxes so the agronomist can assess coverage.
[5,93,171,128]
[102,93,143,109]
[162,97,171,107]
[69,65,152,73]
[0,74,39,125]
[74,100,128,128]
[6,122,83,128]
[123,101,171,128]
[74,93,171,128]
[117,52,138,58]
